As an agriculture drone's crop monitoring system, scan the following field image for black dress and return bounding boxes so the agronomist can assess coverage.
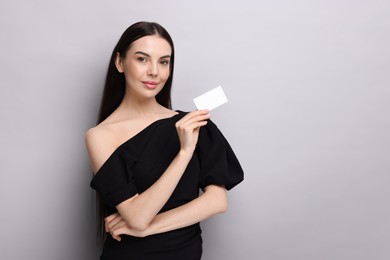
[90,111,244,260]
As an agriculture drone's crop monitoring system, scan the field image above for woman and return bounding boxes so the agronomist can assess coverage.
[85,21,243,259]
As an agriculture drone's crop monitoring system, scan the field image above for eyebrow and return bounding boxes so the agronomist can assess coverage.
[134,51,171,59]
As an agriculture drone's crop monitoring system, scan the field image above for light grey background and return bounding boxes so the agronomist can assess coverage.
[1,0,389,259]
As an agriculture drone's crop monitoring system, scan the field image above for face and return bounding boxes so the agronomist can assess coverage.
[115,35,172,101]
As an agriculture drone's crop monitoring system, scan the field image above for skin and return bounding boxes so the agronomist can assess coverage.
[85,35,227,242]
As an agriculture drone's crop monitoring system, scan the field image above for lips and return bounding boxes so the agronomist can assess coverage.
[142,81,159,90]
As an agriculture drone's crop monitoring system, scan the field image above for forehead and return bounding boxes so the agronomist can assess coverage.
[129,35,172,56]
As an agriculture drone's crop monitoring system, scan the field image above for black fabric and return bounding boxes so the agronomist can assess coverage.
[90,111,244,259]
[196,119,244,190]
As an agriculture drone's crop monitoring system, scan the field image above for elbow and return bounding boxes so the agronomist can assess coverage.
[121,215,150,232]
[218,194,228,214]
[204,185,229,214]
[119,214,153,233]
[125,217,150,232]
[213,187,228,214]
[116,198,151,232]
[132,223,149,232]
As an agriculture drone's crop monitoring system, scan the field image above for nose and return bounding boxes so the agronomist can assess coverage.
[147,62,158,77]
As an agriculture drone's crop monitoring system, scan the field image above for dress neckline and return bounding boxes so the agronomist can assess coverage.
[94,111,183,176]
[114,112,181,152]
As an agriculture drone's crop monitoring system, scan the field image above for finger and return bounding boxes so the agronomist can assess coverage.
[105,212,119,222]
[104,213,118,232]
[107,217,123,233]
[112,226,125,236]
[111,231,122,242]
[178,110,210,125]
[105,213,121,232]
[186,113,211,125]
[112,225,131,241]
[110,221,127,241]
[180,120,208,133]
[176,114,210,131]
[184,109,209,118]
[185,110,210,122]
[188,117,209,127]
[110,219,127,233]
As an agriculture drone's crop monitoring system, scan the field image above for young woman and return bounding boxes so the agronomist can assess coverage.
[85,21,244,260]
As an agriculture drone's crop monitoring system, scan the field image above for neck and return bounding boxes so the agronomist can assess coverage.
[117,91,166,119]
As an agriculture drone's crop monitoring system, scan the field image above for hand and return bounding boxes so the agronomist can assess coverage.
[175,110,210,154]
[105,213,149,241]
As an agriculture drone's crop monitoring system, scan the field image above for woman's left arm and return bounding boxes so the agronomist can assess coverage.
[106,185,227,240]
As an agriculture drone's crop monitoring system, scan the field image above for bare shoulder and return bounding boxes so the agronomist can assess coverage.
[85,124,109,146]
[85,108,178,173]
[85,124,118,174]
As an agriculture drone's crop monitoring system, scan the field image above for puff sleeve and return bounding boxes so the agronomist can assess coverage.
[90,151,138,207]
[196,119,244,190]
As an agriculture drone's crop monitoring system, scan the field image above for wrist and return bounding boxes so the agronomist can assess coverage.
[177,149,194,160]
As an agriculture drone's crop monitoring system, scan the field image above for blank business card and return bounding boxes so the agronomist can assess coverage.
[193,86,228,110]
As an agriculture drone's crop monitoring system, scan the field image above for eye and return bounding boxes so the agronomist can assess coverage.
[137,56,148,63]
[160,59,170,66]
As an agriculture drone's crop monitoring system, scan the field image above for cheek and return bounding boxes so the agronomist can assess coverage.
[128,63,140,75]
[124,63,142,80]
[161,67,170,81]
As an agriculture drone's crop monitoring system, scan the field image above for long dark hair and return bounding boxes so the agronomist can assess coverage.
[94,21,175,244]
[97,21,175,124]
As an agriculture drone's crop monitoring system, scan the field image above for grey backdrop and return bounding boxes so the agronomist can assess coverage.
[1,0,389,259]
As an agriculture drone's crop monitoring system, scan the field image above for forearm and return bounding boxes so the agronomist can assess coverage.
[106,185,227,240]
[112,110,210,231]
[146,185,228,235]
[117,150,193,230]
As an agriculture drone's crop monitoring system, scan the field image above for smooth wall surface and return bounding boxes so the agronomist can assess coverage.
[1,1,389,259]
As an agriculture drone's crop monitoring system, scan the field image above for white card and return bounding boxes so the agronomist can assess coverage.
[193,86,228,110]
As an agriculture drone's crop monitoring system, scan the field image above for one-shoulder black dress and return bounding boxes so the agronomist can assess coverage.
[90,111,244,260]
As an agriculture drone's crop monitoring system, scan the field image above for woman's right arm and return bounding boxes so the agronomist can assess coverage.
[85,110,210,231]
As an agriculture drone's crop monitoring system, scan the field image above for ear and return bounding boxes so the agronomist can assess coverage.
[115,52,124,73]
